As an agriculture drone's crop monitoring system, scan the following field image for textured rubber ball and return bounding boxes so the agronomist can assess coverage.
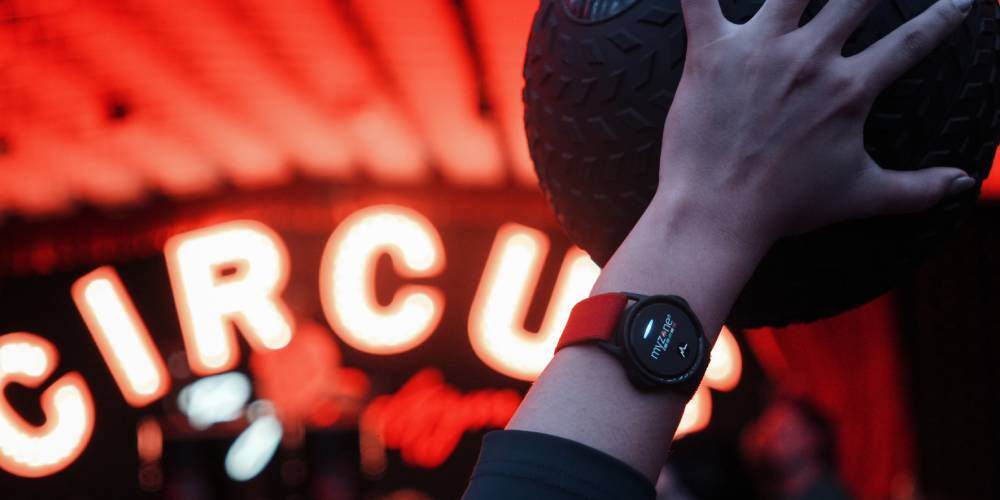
[563,0,640,22]
[525,0,1000,328]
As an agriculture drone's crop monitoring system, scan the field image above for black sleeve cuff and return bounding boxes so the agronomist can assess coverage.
[462,430,655,500]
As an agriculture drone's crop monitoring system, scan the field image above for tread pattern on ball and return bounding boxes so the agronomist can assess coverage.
[524,0,1000,328]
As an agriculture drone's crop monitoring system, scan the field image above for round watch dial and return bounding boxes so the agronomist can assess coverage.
[626,301,701,381]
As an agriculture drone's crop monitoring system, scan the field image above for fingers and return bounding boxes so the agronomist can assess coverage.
[753,0,812,34]
[852,165,975,217]
[680,0,727,44]
[807,0,882,47]
[854,0,973,90]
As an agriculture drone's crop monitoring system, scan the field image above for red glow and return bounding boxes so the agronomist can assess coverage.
[237,0,427,183]
[38,2,285,188]
[0,130,145,215]
[250,322,370,427]
[136,417,163,463]
[361,368,521,469]
[72,267,171,408]
[132,0,352,180]
[0,333,96,478]
[466,0,540,185]
[0,0,540,215]
[350,0,504,185]
[983,147,1000,199]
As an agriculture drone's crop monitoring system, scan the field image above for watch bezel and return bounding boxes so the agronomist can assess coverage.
[611,293,708,390]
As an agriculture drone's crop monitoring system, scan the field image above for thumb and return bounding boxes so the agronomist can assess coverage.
[854,166,976,217]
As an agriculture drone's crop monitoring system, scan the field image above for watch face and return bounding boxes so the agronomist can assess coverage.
[626,300,702,381]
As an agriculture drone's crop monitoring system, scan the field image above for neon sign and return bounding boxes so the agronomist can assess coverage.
[165,220,296,375]
[320,205,446,355]
[469,224,601,380]
[72,267,170,407]
[361,368,522,470]
[0,204,743,478]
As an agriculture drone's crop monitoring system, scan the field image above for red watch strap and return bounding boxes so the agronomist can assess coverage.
[556,293,629,352]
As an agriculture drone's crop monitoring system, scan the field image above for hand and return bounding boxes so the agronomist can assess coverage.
[503,1,980,482]
[658,0,977,243]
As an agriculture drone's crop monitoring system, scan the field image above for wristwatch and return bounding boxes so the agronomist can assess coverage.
[556,293,709,397]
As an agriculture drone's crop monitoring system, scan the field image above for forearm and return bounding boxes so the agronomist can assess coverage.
[506,189,772,480]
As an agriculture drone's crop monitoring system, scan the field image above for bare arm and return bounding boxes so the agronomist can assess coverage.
[507,0,976,481]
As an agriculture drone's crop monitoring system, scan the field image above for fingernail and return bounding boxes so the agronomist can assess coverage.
[948,175,976,195]
[952,0,974,13]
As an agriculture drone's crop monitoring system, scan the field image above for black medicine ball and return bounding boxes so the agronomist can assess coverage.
[525,0,1000,328]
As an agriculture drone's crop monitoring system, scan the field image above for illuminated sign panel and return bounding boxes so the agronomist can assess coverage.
[0,203,743,487]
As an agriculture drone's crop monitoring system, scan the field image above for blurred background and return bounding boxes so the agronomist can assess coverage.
[0,1,997,499]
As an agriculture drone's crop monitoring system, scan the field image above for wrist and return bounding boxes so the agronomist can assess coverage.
[592,185,772,344]
[509,169,777,481]
[648,183,777,255]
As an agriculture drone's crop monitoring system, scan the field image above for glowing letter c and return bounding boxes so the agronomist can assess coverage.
[320,205,445,355]
[0,333,95,478]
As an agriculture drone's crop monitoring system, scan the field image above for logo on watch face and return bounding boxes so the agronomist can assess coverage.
[630,301,701,381]
[649,314,676,361]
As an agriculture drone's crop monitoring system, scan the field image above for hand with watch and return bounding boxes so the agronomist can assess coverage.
[480,0,979,493]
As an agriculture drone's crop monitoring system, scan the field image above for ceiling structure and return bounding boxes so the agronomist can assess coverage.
[0,0,996,220]
[0,0,537,218]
